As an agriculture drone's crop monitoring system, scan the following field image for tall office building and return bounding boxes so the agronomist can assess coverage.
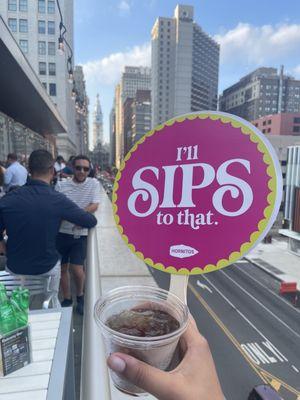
[151,4,219,127]
[92,93,103,148]
[109,104,116,166]
[219,66,300,121]
[73,65,89,154]
[123,89,151,156]
[114,66,151,167]
[0,0,78,158]
[123,97,134,156]
[114,83,122,168]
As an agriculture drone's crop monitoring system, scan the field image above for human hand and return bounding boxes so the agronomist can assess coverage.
[107,317,224,400]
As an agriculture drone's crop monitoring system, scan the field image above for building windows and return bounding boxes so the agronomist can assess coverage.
[19,0,27,12]
[48,21,55,34]
[38,41,46,55]
[8,18,17,32]
[19,19,28,33]
[294,117,300,124]
[293,126,300,133]
[38,20,46,34]
[263,120,266,126]
[267,119,272,124]
[19,39,28,53]
[48,41,55,55]
[39,62,46,75]
[8,0,17,11]
[48,62,56,76]
[38,0,46,13]
[42,82,47,90]
[48,0,55,13]
[49,83,56,96]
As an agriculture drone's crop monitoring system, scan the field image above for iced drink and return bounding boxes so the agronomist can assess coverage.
[94,286,189,396]
[106,308,180,337]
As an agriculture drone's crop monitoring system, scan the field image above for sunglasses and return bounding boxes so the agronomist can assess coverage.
[75,166,90,172]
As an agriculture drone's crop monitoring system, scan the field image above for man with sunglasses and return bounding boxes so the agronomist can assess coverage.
[55,155,100,315]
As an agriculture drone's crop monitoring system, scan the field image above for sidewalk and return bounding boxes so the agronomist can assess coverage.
[245,238,300,290]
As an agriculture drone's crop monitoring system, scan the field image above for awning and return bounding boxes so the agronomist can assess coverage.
[0,16,67,135]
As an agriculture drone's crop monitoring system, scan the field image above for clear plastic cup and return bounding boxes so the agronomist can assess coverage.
[94,285,189,396]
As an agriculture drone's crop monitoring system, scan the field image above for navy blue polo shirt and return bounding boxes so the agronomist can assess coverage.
[0,179,97,275]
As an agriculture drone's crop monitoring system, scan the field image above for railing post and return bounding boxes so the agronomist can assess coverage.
[80,222,112,400]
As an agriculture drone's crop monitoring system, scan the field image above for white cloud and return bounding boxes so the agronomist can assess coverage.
[293,65,300,78]
[214,23,300,65]
[118,0,131,12]
[82,42,151,86]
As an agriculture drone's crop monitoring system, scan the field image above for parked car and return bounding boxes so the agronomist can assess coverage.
[248,385,282,400]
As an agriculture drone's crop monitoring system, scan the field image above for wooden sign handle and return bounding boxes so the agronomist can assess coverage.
[169,274,189,304]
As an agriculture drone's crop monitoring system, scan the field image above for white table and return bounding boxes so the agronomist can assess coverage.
[0,308,75,400]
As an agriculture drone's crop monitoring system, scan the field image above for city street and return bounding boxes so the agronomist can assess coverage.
[149,261,300,400]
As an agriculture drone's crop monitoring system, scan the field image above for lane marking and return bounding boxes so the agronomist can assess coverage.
[292,365,299,373]
[196,280,213,293]
[188,282,268,383]
[202,274,273,343]
[220,269,300,339]
[270,379,281,391]
[188,282,300,397]
[259,369,300,397]
[241,342,288,365]
[233,262,300,314]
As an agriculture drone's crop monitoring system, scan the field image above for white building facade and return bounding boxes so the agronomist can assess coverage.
[0,0,78,158]
[151,5,219,127]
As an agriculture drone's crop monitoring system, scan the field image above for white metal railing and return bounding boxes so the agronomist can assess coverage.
[80,206,112,400]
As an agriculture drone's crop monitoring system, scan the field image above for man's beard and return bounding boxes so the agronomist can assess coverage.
[73,175,86,183]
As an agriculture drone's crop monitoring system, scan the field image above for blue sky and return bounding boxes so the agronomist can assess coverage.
[74,0,300,146]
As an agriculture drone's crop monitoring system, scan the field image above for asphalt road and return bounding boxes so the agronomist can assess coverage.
[149,261,300,400]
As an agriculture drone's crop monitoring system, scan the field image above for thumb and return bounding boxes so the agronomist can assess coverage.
[107,353,174,399]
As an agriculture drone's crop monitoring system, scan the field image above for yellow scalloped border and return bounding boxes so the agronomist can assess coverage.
[112,113,278,275]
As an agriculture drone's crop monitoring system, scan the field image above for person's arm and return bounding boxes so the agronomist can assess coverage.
[85,203,99,213]
[107,318,224,400]
[4,167,12,186]
[59,194,97,229]
[85,179,101,214]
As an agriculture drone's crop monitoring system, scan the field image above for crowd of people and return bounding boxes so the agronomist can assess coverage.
[0,150,100,315]
[0,150,225,399]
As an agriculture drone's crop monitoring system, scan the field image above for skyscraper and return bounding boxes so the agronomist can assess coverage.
[219,67,300,121]
[123,89,151,155]
[114,66,151,167]
[0,0,78,158]
[92,94,103,148]
[151,5,219,127]
[109,104,116,166]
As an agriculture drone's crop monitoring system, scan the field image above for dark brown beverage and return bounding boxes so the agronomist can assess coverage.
[106,308,180,337]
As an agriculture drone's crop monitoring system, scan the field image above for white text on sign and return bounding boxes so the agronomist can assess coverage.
[127,145,254,229]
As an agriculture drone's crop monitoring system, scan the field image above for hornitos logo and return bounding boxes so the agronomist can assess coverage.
[170,245,198,258]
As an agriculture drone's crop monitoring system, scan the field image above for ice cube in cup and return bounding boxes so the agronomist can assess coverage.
[94,286,189,396]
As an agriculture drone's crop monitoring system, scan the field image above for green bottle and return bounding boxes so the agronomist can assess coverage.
[0,283,17,335]
[11,287,30,328]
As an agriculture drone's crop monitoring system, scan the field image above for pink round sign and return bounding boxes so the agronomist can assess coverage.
[112,112,282,275]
